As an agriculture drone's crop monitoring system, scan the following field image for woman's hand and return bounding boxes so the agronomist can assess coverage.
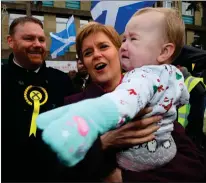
[100,108,162,150]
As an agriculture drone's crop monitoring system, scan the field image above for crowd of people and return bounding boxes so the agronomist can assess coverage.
[2,7,206,182]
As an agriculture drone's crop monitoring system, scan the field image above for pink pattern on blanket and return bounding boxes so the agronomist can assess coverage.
[73,116,89,136]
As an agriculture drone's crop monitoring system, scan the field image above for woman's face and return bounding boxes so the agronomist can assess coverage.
[81,32,121,86]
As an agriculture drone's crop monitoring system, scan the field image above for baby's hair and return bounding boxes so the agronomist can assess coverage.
[133,7,185,61]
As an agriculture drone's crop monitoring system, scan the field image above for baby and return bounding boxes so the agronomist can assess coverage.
[116,7,189,172]
[36,8,189,172]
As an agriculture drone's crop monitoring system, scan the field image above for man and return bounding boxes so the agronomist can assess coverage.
[173,46,206,153]
[68,56,90,93]
[1,16,74,181]
[173,45,206,74]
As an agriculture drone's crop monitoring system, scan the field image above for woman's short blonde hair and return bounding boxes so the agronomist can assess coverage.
[133,7,185,61]
[76,22,121,62]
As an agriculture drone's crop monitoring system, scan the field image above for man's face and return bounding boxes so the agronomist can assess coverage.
[7,22,47,69]
[77,59,87,76]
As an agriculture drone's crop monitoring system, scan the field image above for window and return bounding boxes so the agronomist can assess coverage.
[42,1,54,7]
[56,18,89,33]
[182,2,194,25]
[1,1,15,2]
[65,1,80,10]
[182,2,194,16]
[33,1,54,7]
[56,17,68,32]
[162,0,172,8]
[9,14,25,26]
[80,20,88,28]
[33,15,44,23]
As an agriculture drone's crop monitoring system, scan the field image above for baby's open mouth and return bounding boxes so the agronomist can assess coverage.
[122,55,129,59]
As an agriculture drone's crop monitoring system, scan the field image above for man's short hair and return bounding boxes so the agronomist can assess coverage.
[9,16,43,36]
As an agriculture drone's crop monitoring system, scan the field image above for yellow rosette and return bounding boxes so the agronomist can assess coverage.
[24,86,48,137]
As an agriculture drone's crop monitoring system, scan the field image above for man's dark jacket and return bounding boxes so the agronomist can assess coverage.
[71,72,91,93]
[1,54,74,182]
[173,45,206,73]
[174,46,206,151]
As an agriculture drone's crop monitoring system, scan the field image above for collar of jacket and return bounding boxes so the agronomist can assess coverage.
[64,74,124,104]
[100,74,124,93]
[8,53,47,75]
[84,74,124,97]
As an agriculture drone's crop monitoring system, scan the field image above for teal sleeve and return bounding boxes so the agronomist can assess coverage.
[36,95,119,167]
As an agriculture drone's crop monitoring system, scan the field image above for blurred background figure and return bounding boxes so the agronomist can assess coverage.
[68,55,90,93]
[68,70,77,80]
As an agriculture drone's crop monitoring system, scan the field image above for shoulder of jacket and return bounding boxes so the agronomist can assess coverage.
[1,64,10,75]
[46,67,68,78]
[64,91,85,105]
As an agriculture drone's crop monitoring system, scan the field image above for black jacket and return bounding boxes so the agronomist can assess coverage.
[1,54,74,182]
[173,45,206,73]
[72,73,91,93]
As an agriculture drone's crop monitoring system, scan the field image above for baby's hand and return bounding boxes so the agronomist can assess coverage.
[104,168,122,183]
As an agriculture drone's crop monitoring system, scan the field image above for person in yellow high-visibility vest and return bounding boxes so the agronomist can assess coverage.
[178,74,205,128]
[177,67,206,151]
[178,67,205,127]
[173,45,206,74]
[201,70,206,136]
[204,106,206,136]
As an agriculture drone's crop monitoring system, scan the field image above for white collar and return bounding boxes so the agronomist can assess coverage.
[13,58,40,73]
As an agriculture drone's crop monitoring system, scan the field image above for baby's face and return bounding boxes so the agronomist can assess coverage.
[120,11,166,71]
